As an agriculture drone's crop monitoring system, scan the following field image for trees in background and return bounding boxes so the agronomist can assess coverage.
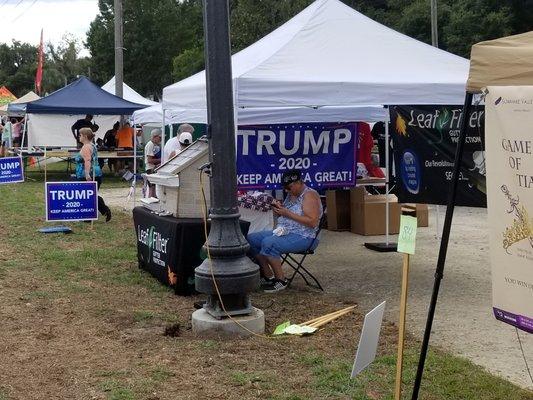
[0,36,90,97]
[3,0,533,98]
[0,41,37,97]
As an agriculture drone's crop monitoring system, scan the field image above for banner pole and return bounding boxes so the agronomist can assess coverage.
[436,205,441,239]
[91,143,96,231]
[410,92,474,400]
[44,147,47,184]
[394,252,410,400]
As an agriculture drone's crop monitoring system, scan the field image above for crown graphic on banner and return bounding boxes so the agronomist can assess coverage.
[501,185,533,252]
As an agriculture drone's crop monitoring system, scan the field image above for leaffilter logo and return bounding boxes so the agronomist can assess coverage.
[495,97,503,105]
[147,226,155,260]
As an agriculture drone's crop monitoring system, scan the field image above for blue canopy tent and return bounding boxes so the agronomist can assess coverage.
[26,76,147,115]
[23,77,148,206]
[24,76,148,148]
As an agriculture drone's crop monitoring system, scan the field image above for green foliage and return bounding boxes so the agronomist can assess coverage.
[0,36,91,97]
[0,41,37,97]
[87,0,204,98]
[3,1,533,99]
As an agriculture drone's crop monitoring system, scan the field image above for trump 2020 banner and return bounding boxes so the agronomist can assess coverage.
[0,156,24,184]
[390,105,486,207]
[486,87,533,333]
[236,122,357,190]
[45,181,98,222]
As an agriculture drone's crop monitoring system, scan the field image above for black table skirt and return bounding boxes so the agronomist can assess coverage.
[133,206,250,296]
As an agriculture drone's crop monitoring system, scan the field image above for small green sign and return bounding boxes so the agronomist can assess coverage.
[397,215,417,255]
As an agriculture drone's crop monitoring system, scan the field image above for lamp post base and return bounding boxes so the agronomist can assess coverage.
[192,307,265,337]
[364,242,398,252]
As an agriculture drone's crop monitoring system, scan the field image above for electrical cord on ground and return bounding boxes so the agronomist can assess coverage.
[515,327,533,387]
[198,170,280,340]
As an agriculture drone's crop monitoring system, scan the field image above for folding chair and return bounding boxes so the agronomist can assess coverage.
[281,213,326,291]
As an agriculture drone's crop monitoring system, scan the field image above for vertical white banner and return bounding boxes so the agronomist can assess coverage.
[486,86,533,333]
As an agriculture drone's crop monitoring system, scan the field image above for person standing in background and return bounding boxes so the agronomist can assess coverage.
[71,114,98,148]
[11,118,22,148]
[116,121,134,149]
[101,121,119,173]
[103,121,119,149]
[1,118,12,156]
[116,121,135,172]
[75,127,112,222]
[144,129,162,197]
[144,129,162,173]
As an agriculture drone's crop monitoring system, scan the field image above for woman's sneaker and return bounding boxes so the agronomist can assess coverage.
[263,278,288,293]
[259,276,275,289]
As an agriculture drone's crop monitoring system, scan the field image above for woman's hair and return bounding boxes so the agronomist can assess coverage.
[79,127,95,141]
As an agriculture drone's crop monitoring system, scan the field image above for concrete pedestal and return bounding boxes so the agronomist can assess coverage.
[192,307,265,337]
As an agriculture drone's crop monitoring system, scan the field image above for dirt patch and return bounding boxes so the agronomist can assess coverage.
[0,246,396,400]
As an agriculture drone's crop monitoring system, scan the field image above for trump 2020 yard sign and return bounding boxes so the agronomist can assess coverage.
[0,157,24,184]
[45,181,98,222]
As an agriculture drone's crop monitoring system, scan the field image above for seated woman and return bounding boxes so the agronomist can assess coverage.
[247,170,323,293]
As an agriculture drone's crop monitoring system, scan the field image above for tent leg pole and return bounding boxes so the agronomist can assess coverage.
[410,92,474,400]
[385,116,390,245]
[161,109,166,162]
[22,113,28,150]
[133,116,136,207]
[364,110,396,252]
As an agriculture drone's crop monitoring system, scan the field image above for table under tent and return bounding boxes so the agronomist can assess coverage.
[161,0,470,245]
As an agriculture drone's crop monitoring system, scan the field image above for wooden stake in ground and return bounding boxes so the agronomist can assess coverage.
[394,252,410,400]
[301,305,357,328]
[395,212,417,399]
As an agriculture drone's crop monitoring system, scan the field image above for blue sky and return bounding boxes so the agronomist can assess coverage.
[0,0,99,54]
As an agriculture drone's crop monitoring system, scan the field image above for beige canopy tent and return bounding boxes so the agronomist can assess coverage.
[467,31,533,92]
[0,91,40,116]
[413,30,533,400]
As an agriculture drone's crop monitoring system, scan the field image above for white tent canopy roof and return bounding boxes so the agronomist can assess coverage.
[102,77,158,106]
[132,103,388,125]
[163,0,469,114]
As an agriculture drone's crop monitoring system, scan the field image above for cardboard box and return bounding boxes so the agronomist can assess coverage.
[326,190,351,231]
[350,187,400,235]
[401,203,429,227]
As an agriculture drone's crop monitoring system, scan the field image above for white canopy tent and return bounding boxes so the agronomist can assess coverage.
[133,103,388,125]
[160,0,470,246]
[163,0,469,115]
[102,77,158,106]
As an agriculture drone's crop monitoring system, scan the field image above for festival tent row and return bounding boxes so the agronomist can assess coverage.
[102,77,158,106]
[0,91,41,116]
[162,0,469,125]
[26,76,147,147]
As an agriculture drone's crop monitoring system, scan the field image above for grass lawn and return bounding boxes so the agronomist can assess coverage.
[0,171,531,400]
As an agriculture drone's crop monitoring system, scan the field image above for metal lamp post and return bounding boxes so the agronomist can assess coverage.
[194,0,259,319]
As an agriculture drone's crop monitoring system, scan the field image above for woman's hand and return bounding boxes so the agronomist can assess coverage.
[85,174,92,181]
[272,204,289,217]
